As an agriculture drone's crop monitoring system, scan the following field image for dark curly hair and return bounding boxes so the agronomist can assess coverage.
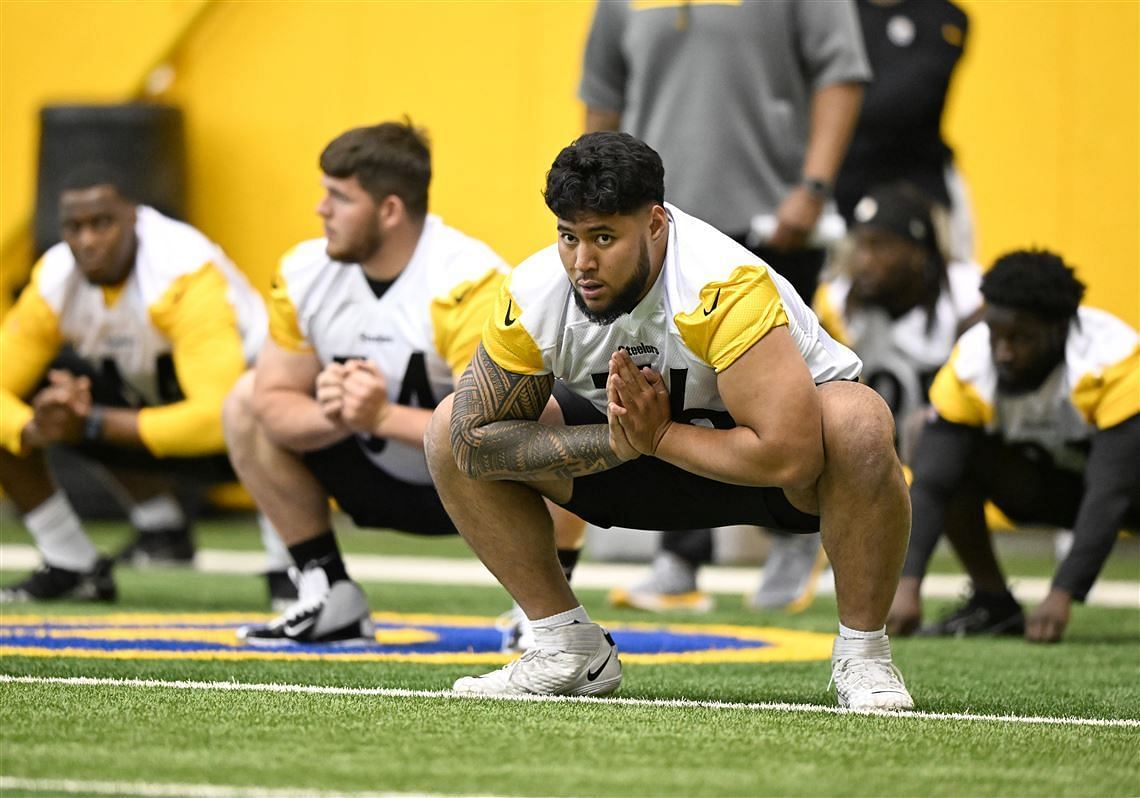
[544,132,665,221]
[320,119,431,218]
[981,249,1086,321]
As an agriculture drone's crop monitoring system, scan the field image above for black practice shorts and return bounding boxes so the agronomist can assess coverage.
[973,436,1140,530]
[551,382,820,533]
[302,436,457,536]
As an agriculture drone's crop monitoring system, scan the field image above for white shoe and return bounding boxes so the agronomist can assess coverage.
[454,621,622,697]
[608,551,713,613]
[237,565,374,647]
[830,634,914,711]
[497,603,536,653]
[747,532,826,611]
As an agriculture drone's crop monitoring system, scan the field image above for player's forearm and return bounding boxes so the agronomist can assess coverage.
[0,392,34,454]
[652,422,823,489]
[453,416,622,482]
[802,82,863,183]
[254,389,350,453]
[373,404,434,450]
[585,107,621,133]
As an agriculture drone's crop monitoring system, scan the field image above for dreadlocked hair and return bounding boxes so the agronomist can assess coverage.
[981,249,1085,321]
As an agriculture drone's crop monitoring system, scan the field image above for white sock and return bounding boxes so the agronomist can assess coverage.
[531,605,591,629]
[129,494,185,533]
[258,513,293,571]
[839,623,886,640]
[25,491,99,572]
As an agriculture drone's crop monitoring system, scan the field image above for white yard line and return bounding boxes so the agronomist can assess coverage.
[0,777,490,798]
[1,544,1137,608]
[2,674,1137,729]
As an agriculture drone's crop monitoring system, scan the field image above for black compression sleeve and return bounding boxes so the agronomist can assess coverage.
[1052,414,1140,601]
[903,418,981,580]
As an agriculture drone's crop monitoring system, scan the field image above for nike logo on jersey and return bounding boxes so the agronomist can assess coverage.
[504,299,518,326]
[703,288,721,316]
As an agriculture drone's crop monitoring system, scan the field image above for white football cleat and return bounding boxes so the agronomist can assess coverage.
[454,621,622,697]
[830,634,914,711]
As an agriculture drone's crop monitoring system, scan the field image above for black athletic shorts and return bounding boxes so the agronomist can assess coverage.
[551,382,820,533]
[302,436,457,536]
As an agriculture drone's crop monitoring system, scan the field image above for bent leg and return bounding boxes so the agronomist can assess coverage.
[0,447,56,513]
[800,382,911,631]
[425,394,578,619]
[222,372,331,544]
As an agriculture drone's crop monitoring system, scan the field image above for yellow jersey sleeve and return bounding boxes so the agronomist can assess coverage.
[928,347,993,426]
[1072,344,1140,429]
[430,266,505,379]
[812,282,852,347]
[0,259,63,454]
[141,263,247,457]
[480,278,546,375]
[267,262,311,353]
[674,264,789,372]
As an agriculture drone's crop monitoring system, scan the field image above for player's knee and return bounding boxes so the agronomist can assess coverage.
[424,394,456,476]
[222,371,260,458]
[823,383,897,467]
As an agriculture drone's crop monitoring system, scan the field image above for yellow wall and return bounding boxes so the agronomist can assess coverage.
[2,0,1137,325]
[947,0,1138,322]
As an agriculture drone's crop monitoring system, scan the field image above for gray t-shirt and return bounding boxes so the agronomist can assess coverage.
[579,0,871,236]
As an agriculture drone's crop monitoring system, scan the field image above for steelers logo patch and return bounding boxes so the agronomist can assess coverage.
[0,612,833,664]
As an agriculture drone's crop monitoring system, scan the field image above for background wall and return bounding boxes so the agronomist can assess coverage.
[2,0,1136,324]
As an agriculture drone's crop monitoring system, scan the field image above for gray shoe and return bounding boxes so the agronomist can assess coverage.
[747,532,826,611]
[237,565,374,647]
[608,551,713,613]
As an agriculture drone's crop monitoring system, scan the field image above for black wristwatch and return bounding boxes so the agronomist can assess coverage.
[801,177,833,200]
[83,406,105,442]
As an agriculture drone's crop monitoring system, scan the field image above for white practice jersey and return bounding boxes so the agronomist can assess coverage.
[814,260,982,421]
[269,215,508,483]
[483,204,861,426]
[930,306,1140,470]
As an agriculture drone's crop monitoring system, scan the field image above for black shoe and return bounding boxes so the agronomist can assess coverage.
[266,569,299,612]
[0,557,117,603]
[917,590,1025,637]
[237,565,374,647]
[115,527,196,566]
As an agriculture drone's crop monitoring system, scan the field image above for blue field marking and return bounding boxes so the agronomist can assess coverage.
[0,612,834,664]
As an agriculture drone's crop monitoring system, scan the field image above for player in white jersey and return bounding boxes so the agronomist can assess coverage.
[425,133,915,709]
[225,121,540,646]
[817,182,983,454]
[0,165,269,603]
[889,250,1139,642]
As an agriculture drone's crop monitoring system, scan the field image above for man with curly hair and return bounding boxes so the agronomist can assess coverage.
[888,249,1139,642]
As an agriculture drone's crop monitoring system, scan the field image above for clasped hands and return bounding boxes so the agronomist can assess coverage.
[315,359,390,436]
[607,349,672,461]
[23,370,93,448]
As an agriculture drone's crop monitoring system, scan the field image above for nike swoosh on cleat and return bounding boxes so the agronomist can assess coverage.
[586,648,614,681]
[283,617,317,637]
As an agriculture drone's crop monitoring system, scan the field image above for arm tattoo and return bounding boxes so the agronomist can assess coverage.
[450,344,625,481]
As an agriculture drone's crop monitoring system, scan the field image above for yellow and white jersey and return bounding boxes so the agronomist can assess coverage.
[0,206,266,457]
[929,306,1140,466]
[269,215,507,483]
[483,204,861,424]
[814,261,982,420]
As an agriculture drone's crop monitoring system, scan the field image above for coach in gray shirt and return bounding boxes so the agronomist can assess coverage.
[580,0,870,299]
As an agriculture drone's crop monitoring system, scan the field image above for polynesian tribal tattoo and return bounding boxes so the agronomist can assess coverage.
[450,344,625,481]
